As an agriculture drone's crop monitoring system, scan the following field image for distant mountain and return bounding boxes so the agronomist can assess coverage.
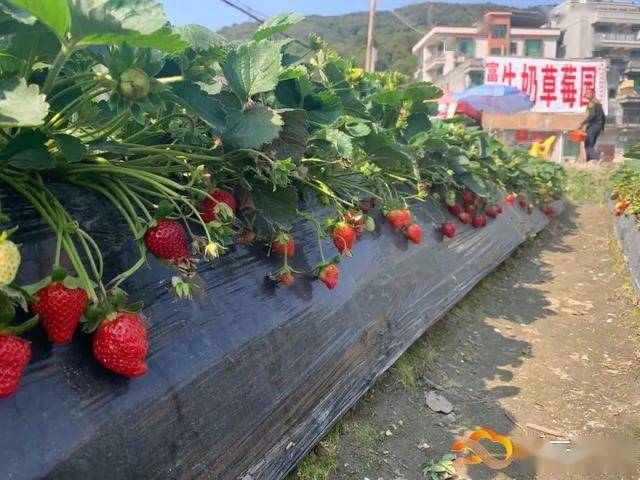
[217,2,549,75]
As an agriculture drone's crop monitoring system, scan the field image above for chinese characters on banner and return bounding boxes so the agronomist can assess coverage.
[484,57,608,114]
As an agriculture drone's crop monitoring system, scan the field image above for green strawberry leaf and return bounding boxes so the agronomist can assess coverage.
[54,133,86,163]
[7,148,55,170]
[175,23,227,50]
[221,39,282,103]
[225,105,283,149]
[252,181,298,229]
[252,12,304,41]
[67,0,186,52]
[5,0,70,39]
[0,76,49,127]
[0,2,37,25]
[268,108,308,161]
[170,81,227,132]
[303,91,342,125]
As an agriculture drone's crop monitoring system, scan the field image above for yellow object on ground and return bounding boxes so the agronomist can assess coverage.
[529,135,556,160]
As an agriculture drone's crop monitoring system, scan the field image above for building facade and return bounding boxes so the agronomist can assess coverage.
[549,0,640,153]
[412,1,640,161]
[412,12,560,91]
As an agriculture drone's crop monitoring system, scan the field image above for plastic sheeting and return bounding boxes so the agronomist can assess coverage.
[609,199,640,297]
[0,185,563,480]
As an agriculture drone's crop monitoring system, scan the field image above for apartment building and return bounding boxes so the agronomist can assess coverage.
[549,0,640,151]
[412,11,561,91]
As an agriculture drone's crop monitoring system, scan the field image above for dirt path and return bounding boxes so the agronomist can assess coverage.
[293,202,640,480]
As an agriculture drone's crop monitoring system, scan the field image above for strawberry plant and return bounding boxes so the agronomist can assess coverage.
[611,154,640,219]
[0,0,567,396]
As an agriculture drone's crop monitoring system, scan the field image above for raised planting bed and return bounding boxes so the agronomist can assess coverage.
[0,188,562,480]
[609,198,640,297]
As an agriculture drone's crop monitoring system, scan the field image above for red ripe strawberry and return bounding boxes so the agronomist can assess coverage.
[441,221,456,239]
[333,223,356,256]
[400,210,412,228]
[472,215,485,228]
[464,203,477,214]
[0,335,31,398]
[200,189,237,223]
[506,194,517,205]
[278,273,295,286]
[519,199,528,208]
[542,206,556,217]
[485,206,498,218]
[144,219,189,261]
[458,212,472,224]
[462,190,475,204]
[344,210,364,238]
[448,203,463,216]
[93,313,148,378]
[404,224,422,244]
[318,264,339,290]
[272,233,294,257]
[32,283,88,344]
[386,210,405,229]
[496,205,503,215]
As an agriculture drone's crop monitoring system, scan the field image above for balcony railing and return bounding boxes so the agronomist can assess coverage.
[594,32,640,45]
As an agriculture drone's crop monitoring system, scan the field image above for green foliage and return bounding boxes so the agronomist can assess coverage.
[422,453,458,479]
[0,1,567,381]
[611,159,640,217]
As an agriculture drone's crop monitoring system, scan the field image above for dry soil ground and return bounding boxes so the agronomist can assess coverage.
[289,198,640,480]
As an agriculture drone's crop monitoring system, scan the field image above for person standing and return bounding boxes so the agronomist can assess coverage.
[579,87,606,162]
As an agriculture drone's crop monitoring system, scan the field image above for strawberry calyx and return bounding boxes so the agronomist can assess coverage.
[268,265,298,287]
[81,288,143,333]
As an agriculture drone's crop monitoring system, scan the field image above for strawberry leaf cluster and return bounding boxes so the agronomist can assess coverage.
[0,1,567,397]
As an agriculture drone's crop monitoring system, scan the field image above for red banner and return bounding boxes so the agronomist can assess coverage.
[484,57,608,114]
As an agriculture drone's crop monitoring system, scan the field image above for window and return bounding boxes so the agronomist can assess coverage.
[609,88,617,99]
[490,47,502,55]
[491,24,507,38]
[468,72,483,87]
[631,50,640,59]
[509,42,518,55]
[592,49,610,58]
[456,38,475,56]
[436,41,445,56]
[623,108,640,125]
[525,39,542,57]
[594,25,611,34]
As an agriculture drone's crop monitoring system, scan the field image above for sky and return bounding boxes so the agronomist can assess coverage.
[159,0,557,31]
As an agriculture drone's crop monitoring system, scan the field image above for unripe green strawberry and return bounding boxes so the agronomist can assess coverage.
[445,191,457,207]
[0,235,20,288]
[119,68,150,101]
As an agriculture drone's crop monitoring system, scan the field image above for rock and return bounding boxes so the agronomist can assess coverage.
[385,430,393,437]
[417,442,430,450]
[444,413,457,424]
[425,391,453,414]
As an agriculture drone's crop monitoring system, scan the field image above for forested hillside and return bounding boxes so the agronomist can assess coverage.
[218,2,548,75]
